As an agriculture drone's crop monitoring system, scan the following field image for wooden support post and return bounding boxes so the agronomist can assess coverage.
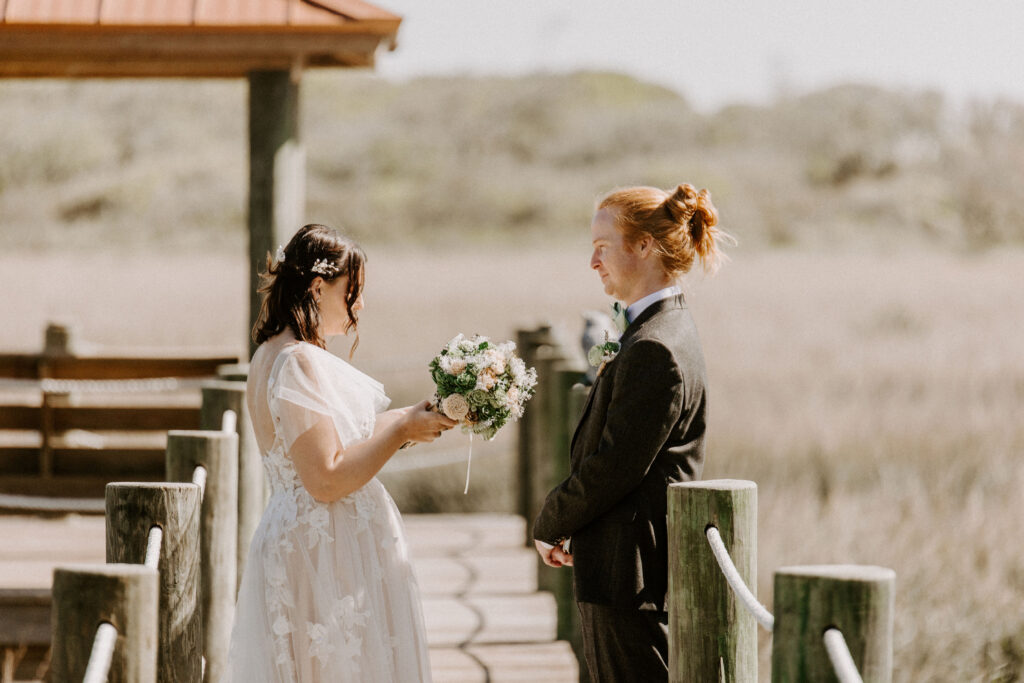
[772,565,895,683]
[533,363,587,680]
[165,431,238,683]
[38,322,73,479]
[105,483,202,683]
[668,479,758,683]
[248,69,304,357]
[50,564,158,683]
[530,344,572,524]
[200,380,262,593]
[515,326,554,543]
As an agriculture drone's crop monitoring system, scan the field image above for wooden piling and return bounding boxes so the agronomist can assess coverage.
[50,563,158,683]
[515,325,554,543]
[667,479,758,683]
[200,380,262,592]
[165,430,238,683]
[533,362,587,679]
[105,483,202,683]
[772,565,895,683]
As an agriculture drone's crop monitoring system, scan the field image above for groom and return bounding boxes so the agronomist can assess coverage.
[533,204,708,681]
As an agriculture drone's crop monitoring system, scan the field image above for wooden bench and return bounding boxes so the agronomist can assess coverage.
[0,324,239,499]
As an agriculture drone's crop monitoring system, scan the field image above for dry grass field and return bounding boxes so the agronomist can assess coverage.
[2,244,1023,681]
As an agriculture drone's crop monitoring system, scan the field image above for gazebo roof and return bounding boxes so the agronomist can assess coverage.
[0,0,402,77]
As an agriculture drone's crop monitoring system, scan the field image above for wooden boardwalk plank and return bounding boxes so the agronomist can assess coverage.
[422,594,557,646]
[431,642,579,682]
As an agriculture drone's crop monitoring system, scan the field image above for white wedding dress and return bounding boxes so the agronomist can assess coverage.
[223,331,432,683]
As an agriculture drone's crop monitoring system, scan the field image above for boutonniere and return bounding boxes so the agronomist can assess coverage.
[588,332,621,377]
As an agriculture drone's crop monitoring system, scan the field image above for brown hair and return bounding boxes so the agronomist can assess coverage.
[252,224,366,355]
[598,183,732,276]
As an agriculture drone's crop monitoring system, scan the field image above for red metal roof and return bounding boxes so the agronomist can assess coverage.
[0,0,401,77]
[2,0,399,28]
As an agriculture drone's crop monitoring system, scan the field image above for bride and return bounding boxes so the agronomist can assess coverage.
[224,224,456,682]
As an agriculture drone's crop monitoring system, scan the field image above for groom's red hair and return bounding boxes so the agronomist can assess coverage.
[599,184,732,276]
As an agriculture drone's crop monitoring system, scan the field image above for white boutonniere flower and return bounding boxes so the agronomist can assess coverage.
[588,332,621,376]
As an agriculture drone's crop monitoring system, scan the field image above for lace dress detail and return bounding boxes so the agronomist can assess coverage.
[223,339,431,683]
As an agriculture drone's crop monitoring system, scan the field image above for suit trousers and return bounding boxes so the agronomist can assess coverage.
[577,602,669,683]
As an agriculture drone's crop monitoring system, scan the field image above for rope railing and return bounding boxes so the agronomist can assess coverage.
[703,526,868,681]
[192,465,208,497]
[705,526,775,632]
[665,480,893,682]
[144,526,163,570]
[50,384,237,681]
[81,622,118,683]
[0,377,209,393]
[824,628,864,683]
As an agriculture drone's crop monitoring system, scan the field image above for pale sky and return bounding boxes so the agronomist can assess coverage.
[374,0,1024,111]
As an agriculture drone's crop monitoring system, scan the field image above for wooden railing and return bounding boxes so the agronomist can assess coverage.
[0,324,239,499]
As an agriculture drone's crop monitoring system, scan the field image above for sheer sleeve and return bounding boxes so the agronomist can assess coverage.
[268,346,385,455]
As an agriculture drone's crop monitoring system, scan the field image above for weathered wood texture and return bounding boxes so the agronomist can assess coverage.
[105,483,202,683]
[534,361,587,679]
[248,69,303,355]
[165,431,238,683]
[772,565,895,683]
[515,326,556,537]
[199,380,262,592]
[668,479,758,683]
[50,564,158,683]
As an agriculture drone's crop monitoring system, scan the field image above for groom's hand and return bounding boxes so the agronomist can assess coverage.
[551,546,574,567]
[535,540,572,568]
[536,540,561,565]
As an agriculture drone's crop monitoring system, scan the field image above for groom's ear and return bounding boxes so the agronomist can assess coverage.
[637,235,655,258]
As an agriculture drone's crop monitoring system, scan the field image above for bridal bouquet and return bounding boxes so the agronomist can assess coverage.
[429,334,537,491]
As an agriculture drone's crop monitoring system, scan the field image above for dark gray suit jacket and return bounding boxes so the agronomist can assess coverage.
[533,294,707,611]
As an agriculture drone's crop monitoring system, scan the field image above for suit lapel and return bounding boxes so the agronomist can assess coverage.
[569,293,686,455]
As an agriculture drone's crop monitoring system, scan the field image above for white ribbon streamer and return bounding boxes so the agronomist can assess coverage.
[463,432,474,494]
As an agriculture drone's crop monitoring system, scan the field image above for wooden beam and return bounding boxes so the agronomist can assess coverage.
[0,406,201,431]
[0,28,387,78]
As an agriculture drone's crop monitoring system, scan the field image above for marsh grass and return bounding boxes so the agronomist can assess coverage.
[2,245,1022,680]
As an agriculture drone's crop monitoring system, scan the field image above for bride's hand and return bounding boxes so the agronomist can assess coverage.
[400,400,458,443]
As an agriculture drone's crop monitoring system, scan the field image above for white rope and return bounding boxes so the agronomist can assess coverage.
[705,526,775,631]
[0,377,208,394]
[221,409,237,433]
[82,622,118,683]
[144,526,163,570]
[824,628,864,683]
[192,465,208,498]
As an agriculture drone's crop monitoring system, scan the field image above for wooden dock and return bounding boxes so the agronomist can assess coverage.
[0,512,578,682]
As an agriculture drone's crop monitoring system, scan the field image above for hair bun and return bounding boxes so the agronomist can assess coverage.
[664,183,722,270]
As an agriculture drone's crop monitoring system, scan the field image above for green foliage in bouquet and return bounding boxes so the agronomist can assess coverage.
[429,334,538,441]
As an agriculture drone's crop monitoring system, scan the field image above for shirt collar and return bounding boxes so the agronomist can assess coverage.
[625,285,680,324]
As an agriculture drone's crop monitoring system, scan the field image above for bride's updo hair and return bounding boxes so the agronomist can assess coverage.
[252,223,366,354]
[598,183,731,276]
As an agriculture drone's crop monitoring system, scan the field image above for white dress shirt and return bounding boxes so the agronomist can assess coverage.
[625,284,681,324]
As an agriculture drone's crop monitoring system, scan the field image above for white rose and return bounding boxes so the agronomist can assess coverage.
[449,358,467,375]
[441,393,470,421]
